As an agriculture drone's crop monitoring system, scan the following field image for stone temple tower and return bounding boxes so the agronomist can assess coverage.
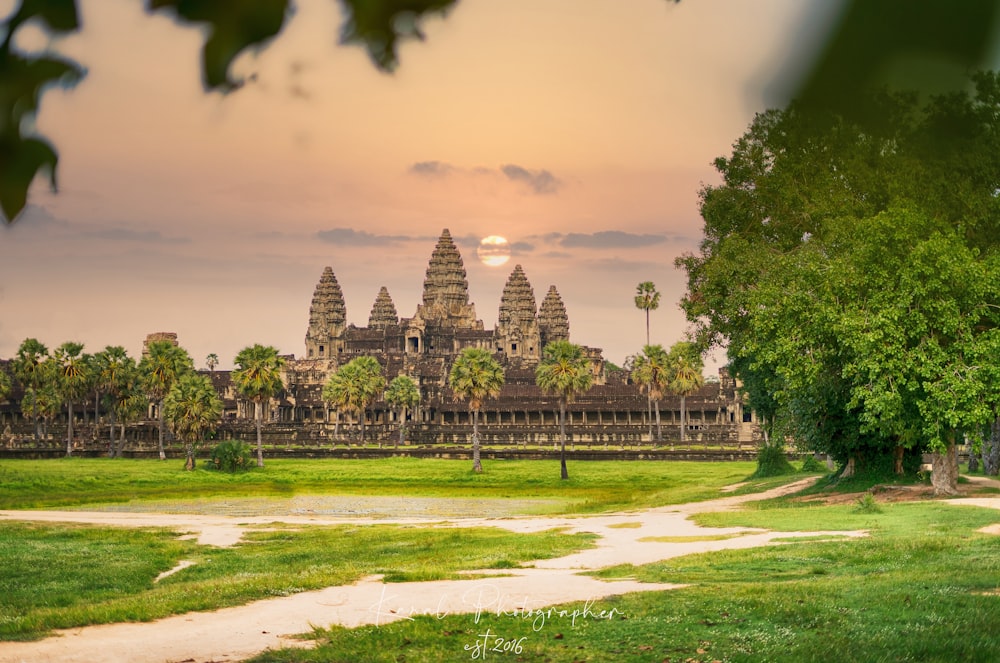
[368,286,399,329]
[538,285,570,347]
[411,228,482,330]
[496,264,541,361]
[304,266,347,359]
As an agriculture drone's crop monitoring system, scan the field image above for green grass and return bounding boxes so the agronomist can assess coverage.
[0,521,595,640]
[252,501,1000,663]
[0,457,769,513]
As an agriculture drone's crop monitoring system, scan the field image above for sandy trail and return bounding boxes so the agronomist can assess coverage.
[2,478,994,663]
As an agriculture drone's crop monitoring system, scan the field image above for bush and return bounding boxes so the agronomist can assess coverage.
[210,440,254,472]
[852,492,882,514]
[751,443,796,478]
[801,455,826,472]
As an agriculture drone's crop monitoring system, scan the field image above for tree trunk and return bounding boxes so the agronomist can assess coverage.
[157,399,166,460]
[116,421,126,457]
[472,409,482,473]
[931,442,960,496]
[646,392,652,444]
[984,417,1000,476]
[65,400,74,457]
[559,399,568,480]
[893,445,904,475]
[360,407,366,445]
[841,455,856,478]
[108,404,117,458]
[185,441,195,470]
[679,395,687,444]
[255,400,264,468]
[397,407,405,448]
[654,399,661,443]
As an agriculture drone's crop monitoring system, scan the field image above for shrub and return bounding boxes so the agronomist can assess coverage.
[751,443,796,478]
[852,492,882,514]
[801,455,826,472]
[210,440,254,472]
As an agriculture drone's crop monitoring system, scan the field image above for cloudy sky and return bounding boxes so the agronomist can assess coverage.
[0,0,842,372]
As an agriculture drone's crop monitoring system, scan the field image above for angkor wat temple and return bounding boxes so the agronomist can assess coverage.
[0,229,759,455]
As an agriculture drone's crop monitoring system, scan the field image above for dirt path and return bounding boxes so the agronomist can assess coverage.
[1,477,995,663]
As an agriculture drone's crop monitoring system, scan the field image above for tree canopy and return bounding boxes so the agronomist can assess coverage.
[322,355,385,445]
[448,347,504,473]
[536,340,593,479]
[677,73,1000,491]
[232,344,285,467]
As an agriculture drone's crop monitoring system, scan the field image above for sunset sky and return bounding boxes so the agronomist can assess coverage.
[0,0,843,372]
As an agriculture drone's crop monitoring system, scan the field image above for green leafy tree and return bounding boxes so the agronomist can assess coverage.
[322,356,385,446]
[385,375,420,448]
[634,282,660,438]
[448,348,504,473]
[631,344,670,443]
[677,76,1000,493]
[95,346,138,457]
[667,342,705,446]
[232,344,285,467]
[163,373,223,471]
[139,340,194,460]
[0,366,12,415]
[535,341,593,480]
[53,341,89,456]
[205,353,219,372]
[21,381,60,442]
[13,338,49,440]
[111,375,148,456]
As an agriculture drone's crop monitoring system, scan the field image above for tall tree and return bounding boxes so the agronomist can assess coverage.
[385,374,420,449]
[21,382,60,442]
[112,374,147,457]
[95,346,136,457]
[632,344,669,443]
[634,282,660,440]
[0,366,11,417]
[448,348,504,474]
[667,342,705,445]
[139,341,194,460]
[205,353,219,372]
[535,341,593,480]
[232,344,285,467]
[53,341,89,456]
[163,373,223,471]
[322,356,385,445]
[13,338,49,440]
[676,76,1000,493]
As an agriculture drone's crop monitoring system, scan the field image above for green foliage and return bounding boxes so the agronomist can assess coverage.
[800,455,826,473]
[751,443,795,478]
[163,373,223,470]
[323,356,386,444]
[210,440,255,473]
[852,492,882,514]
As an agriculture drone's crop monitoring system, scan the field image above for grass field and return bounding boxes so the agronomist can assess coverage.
[1,457,998,661]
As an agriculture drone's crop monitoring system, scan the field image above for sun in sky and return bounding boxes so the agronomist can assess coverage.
[477,235,512,267]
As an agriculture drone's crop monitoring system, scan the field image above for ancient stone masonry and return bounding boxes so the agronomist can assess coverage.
[305,267,347,360]
[368,287,399,329]
[496,264,541,362]
[538,285,569,347]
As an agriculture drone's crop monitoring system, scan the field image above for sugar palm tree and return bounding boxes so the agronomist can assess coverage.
[322,356,385,446]
[163,373,223,470]
[13,338,50,440]
[0,366,11,407]
[634,282,661,440]
[205,353,219,372]
[96,346,138,457]
[535,340,593,480]
[632,344,669,443]
[53,341,90,457]
[21,382,60,442]
[448,348,504,473]
[112,376,147,457]
[232,344,285,467]
[139,340,194,460]
[385,374,420,448]
[668,342,705,445]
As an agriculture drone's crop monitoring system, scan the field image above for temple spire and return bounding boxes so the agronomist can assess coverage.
[496,264,540,361]
[538,285,570,347]
[368,286,399,329]
[304,266,346,359]
[412,228,482,329]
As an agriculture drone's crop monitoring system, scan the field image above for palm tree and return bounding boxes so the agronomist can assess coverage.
[668,342,705,445]
[322,356,385,446]
[21,383,60,442]
[634,282,661,441]
[535,341,593,480]
[232,344,285,467]
[96,346,136,457]
[385,374,420,448]
[0,366,11,406]
[139,340,194,460]
[632,344,669,443]
[112,376,147,457]
[634,281,661,346]
[53,342,90,457]
[163,373,223,470]
[206,353,219,372]
[13,338,49,440]
[448,348,504,473]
